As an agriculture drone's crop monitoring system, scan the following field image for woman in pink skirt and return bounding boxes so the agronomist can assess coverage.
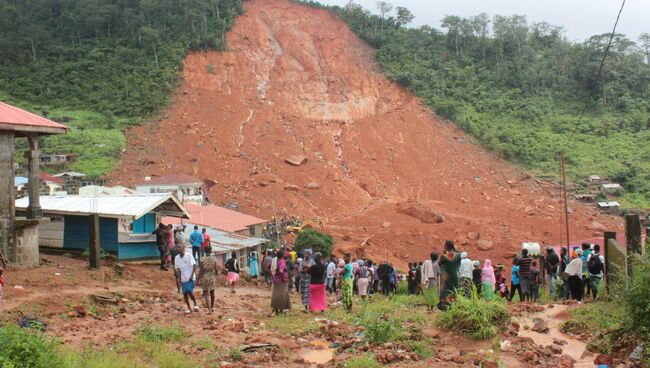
[225,252,240,294]
[308,253,327,312]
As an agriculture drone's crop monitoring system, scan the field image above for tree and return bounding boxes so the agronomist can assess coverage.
[395,6,413,27]
[639,33,650,65]
[140,26,160,67]
[295,229,334,257]
[376,1,392,20]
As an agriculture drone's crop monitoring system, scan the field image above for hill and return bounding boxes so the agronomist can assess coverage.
[108,0,622,265]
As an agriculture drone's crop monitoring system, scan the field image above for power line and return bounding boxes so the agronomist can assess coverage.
[564,0,626,146]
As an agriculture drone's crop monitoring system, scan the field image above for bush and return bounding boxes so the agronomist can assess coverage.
[294,229,333,257]
[622,258,650,344]
[437,292,510,340]
[136,323,186,343]
[364,318,397,344]
[0,325,65,368]
[229,347,243,361]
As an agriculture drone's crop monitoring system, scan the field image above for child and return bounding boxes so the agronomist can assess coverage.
[530,261,540,302]
[225,251,240,294]
[407,262,416,295]
[495,264,509,299]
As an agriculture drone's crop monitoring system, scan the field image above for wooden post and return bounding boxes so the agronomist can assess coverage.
[603,231,617,295]
[626,214,642,255]
[89,214,101,268]
[560,153,570,249]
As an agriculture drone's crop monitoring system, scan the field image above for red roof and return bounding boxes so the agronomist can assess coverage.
[138,173,203,186]
[40,173,63,184]
[0,101,68,134]
[163,204,268,232]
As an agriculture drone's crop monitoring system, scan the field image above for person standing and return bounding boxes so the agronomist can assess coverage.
[544,247,560,297]
[472,260,482,297]
[423,253,440,310]
[326,257,336,294]
[248,252,260,279]
[459,252,473,298]
[559,247,571,299]
[481,259,496,301]
[189,225,204,264]
[262,251,273,288]
[517,249,533,302]
[586,244,605,300]
[509,258,522,302]
[299,249,313,312]
[439,240,461,303]
[566,250,584,302]
[530,261,541,302]
[309,253,327,312]
[377,261,391,295]
[200,228,210,258]
[355,260,370,300]
[271,250,291,315]
[225,252,240,294]
[340,254,354,312]
[152,223,168,270]
[172,225,185,293]
[197,246,219,314]
[407,262,416,295]
[174,245,199,313]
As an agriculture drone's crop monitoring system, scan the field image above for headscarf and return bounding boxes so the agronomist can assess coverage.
[358,260,365,267]
[337,260,345,267]
[473,260,480,268]
[461,252,468,259]
[481,259,496,283]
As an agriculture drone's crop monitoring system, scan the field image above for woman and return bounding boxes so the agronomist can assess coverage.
[509,258,522,302]
[472,260,482,296]
[438,240,461,302]
[481,259,496,301]
[299,249,313,312]
[309,253,327,312]
[248,252,259,279]
[566,250,584,302]
[340,254,354,312]
[197,246,219,314]
[271,250,291,314]
[225,252,240,294]
[355,260,370,300]
[423,253,440,311]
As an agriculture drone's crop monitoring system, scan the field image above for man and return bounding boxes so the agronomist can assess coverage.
[200,228,210,257]
[415,262,424,295]
[559,247,571,299]
[530,261,540,302]
[586,244,605,300]
[518,249,533,302]
[172,226,185,293]
[459,252,473,297]
[326,256,336,293]
[407,262,416,295]
[581,243,593,297]
[544,247,560,297]
[189,225,204,264]
[152,223,167,270]
[377,261,391,295]
[174,245,199,313]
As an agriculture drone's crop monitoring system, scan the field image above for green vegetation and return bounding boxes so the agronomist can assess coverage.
[135,322,186,343]
[228,347,243,362]
[295,229,334,257]
[0,0,244,176]
[297,0,650,208]
[437,292,510,339]
[342,354,381,368]
[0,325,65,368]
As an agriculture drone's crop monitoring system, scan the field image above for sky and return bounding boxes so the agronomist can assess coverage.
[317,0,649,42]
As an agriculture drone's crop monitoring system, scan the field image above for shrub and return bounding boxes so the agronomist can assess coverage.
[364,318,397,344]
[136,323,186,343]
[437,293,510,340]
[229,347,243,361]
[0,325,65,368]
[343,354,380,368]
[294,229,333,257]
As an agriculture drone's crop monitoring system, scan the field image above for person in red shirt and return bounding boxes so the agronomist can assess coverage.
[200,228,211,257]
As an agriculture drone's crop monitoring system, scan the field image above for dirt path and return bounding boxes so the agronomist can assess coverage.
[513,304,593,367]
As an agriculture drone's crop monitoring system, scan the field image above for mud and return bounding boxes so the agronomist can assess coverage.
[108,0,622,267]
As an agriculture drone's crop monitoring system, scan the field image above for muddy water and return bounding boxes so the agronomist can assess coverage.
[298,340,334,364]
[514,305,593,368]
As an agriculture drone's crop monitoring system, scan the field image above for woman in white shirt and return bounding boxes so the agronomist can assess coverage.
[565,249,584,302]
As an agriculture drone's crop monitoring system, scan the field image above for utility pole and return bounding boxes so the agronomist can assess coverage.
[560,152,570,248]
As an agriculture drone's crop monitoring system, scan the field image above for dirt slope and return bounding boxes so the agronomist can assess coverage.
[109,0,621,265]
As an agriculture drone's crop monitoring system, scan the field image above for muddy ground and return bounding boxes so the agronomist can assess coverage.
[0,255,619,367]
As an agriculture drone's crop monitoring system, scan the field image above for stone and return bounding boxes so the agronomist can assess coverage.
[305,182,320,189]
[531,318,549,333]
[285,154,308,166]
[522,350,536,360]
[382,221,391,228]
[284,184,299,191]
[524,206,535,215]
[552,338,568,346]
[549,344,563,354]
[467,232,480,240]
[559,354,576,368]
[482,361,498,368]
[477,239,494,251]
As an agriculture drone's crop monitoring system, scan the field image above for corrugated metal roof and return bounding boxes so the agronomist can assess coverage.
[164,204,267,232]
[177,223,267,251]
[0,100,68,133]
[15,193,190,220]
[136,173,203,186]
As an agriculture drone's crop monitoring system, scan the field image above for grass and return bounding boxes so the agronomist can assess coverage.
[437,292,510,340]
[342,353,381,368]
[266,313,320,336]
[228,347,243,362]
[135,322,186,343]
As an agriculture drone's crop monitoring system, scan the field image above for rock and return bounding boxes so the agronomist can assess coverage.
[552,338,568,346]
[285,154,307,166]
[73,306,88,317]
[524,206,535,215]
[284,184,299,191]
[559,354,576,368]
[531,318,549,333]
[522,350,536,360]
[587,221,607,232]
[434,214,445,223]
[482,361,498,368]
[382,221,391,228]
[549,344,563,354]
[477,239,494,251]
[467,232,480,240]
[396,202,444,224]
[305,182,320,189]
[342,235,352,241]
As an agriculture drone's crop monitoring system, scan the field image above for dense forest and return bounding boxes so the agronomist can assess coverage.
[0,0,244,175]
[296,0,650,208]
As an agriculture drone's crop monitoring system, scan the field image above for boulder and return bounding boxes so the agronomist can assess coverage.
[531,318,549,333]
[549,343,563,354]
[284,184,299,191]
[305,182,320,189]
[285,154,307,166]
[396,202,444,224]
[477,239,494,251]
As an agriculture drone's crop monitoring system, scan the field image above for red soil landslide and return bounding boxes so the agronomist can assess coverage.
[109,0,621,266]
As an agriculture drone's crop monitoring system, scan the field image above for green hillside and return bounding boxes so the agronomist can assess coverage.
[297,1,650,209]
[0,0,243,176]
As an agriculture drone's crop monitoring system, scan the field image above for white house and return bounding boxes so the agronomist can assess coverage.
[135,173,208,205]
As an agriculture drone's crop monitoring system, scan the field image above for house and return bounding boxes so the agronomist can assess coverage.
[597,201,620,213]
[40,173,64,196]
[174,223,267,270]
[165,203,268,237]
[41,154,74,167]
[587,175,602,184]
[135,173,208,205]
[601,183,623,194]
[79,185,136,196]
[15,193,190,260]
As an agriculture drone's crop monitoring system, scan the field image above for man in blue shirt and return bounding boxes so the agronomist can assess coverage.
[189,225,204,264]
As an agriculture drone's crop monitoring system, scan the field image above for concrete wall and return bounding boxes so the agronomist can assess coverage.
[14,222,39,268]
[0,131,15,263]
[40,216,65,248]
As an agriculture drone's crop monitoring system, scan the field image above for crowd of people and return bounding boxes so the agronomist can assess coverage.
[150,222,606,314]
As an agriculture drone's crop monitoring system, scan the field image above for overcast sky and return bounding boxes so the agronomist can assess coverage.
[318,0,648,42]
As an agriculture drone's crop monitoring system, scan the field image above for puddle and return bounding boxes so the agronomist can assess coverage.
[298,340,334,364]
[514,305,593,368]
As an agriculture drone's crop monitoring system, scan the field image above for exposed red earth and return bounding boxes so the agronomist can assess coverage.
[109,0,622,267]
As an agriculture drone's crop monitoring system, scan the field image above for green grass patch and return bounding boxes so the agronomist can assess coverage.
[0,324,65,368]
[267,313,321,336]
[342,353,381,368]
[437,293,510,340]
[135,322,186,343]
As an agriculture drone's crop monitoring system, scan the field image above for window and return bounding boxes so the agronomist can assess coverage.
[131,213,156,234]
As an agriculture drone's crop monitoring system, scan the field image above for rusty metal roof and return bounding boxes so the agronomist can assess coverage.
[0,100,68,134]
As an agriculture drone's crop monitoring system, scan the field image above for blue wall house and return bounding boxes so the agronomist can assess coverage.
[15,194,190,260]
